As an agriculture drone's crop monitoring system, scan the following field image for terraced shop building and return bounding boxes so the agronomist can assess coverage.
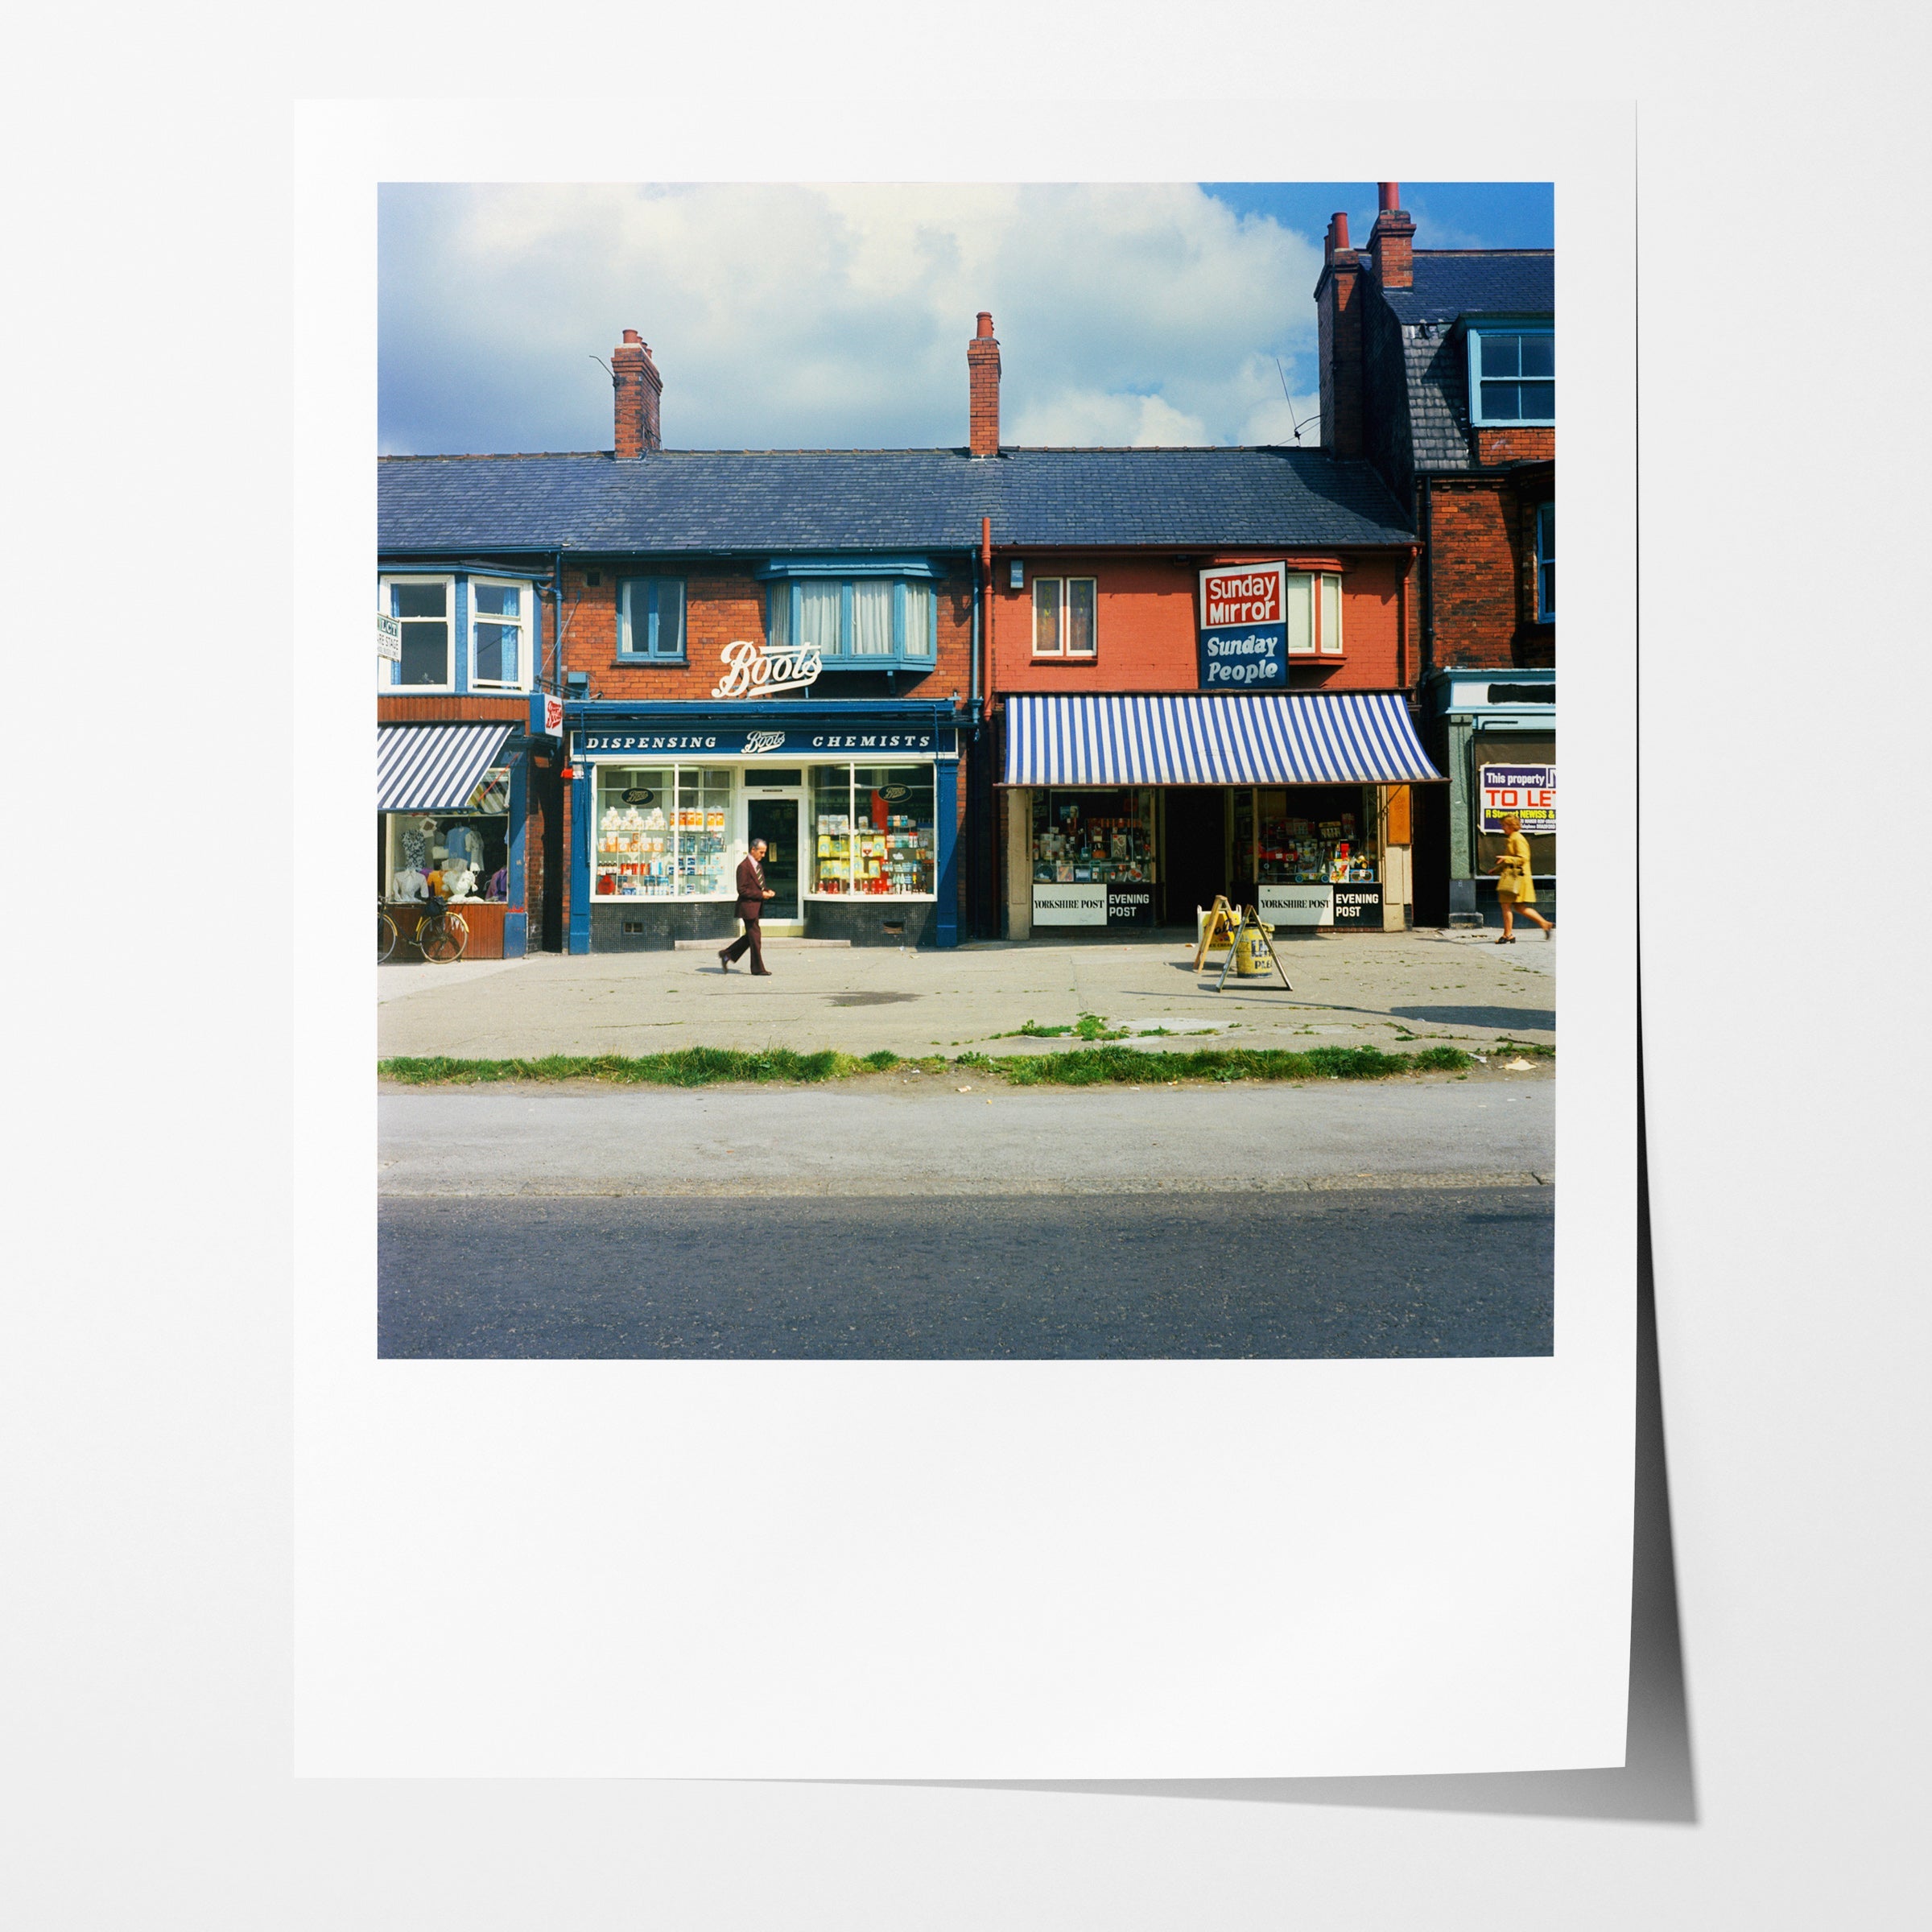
[376,313,1439,950]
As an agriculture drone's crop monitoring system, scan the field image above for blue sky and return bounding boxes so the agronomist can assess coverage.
[379,183,1551,456]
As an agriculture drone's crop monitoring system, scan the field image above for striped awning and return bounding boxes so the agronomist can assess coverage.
[1002,692,1443,786]
[377,723,514,811]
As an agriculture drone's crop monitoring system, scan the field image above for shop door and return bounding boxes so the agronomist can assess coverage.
[1163,788,1228,923]
[745,797,801,920]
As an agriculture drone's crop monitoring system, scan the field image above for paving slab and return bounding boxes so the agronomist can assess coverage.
[376,930,1557,1062]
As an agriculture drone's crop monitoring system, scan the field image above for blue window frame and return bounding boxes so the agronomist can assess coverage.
[1535,504,1554,621]
[762,559,939,668]
[617,577,687,661]
[1469,328,1554,427]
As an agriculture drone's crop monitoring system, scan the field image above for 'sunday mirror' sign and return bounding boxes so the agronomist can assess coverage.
[712,638,823,700]
[376,613,402,661]
[1479,763,1557,834]
[1197,561,1287,688]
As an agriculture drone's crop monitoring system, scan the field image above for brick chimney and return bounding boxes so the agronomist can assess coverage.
[1368,182,1414,291]
[1315,212,1364,457]
[613,328,663,458]
[967,312,1001,456]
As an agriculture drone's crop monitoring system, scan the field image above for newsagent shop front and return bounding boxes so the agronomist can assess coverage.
[565,701,961,952]
[1001,692,1443,937]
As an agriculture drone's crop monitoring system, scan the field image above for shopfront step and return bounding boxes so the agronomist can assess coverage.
[671,937,852,949]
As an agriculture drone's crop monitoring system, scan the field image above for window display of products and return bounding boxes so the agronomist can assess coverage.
[595,764,733,898]
[809,764,936,896]
[1030,787,1158,886]
[1255,786,1378,885]
[382,768,511,903]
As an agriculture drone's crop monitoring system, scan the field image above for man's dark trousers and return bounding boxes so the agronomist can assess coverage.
[721,914,764,971]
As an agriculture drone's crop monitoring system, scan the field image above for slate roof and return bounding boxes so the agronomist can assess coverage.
[377,445,1414,557]
[1404,328,1475,472]
[1381,250,1554,328]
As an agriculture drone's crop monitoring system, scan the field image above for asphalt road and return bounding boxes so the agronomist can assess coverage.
[378,1189,1553,1360]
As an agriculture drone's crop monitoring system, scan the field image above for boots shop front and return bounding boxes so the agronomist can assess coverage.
[1001,692,1443,936]
[566,701,961,952]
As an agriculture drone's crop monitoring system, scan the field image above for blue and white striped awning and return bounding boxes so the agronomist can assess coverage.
[377,723,514,811]
[1002,692,1443,787]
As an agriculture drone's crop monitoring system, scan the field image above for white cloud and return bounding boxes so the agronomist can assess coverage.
[380,183,1328,454]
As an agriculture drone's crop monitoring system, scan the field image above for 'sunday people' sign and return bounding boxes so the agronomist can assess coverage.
[712,638,823,700]
[1197,560,1288,688]
[1479,763,1557,834]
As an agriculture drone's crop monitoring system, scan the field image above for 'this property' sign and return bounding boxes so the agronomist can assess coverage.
[1479,764,1557,834]
[1197,561,1288,688]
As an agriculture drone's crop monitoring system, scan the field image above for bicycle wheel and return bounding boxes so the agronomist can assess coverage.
[418,914,462,964]
[378,910,398,962]
[442,912,469,960]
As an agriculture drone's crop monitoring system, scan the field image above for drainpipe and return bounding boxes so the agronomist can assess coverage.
[979,516,993,696]
[1420,476,1435,682]
[980,515,995,940]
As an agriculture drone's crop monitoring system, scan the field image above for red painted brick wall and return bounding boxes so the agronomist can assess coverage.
[1426,481,1554,669]
[1473,425,1554,465]
[989,552,1411,693]
[558,566,973,701]
[376,694,527,721]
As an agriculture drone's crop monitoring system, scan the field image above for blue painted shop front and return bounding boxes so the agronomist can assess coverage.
[566,699,962,953]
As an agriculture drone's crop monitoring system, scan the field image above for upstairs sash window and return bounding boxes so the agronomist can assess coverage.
[617,578,687,661]
[1470,328,1555,426]
[470,580,529,689]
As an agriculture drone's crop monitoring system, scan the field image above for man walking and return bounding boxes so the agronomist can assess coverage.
[720,836,776,975]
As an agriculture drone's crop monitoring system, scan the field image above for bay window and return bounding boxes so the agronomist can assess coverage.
[381,576,453,689]
[469,579,530,689]
[762,562,939,667]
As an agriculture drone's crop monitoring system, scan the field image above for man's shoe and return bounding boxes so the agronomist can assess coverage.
[718,950,733,971]
[750,968,774,976]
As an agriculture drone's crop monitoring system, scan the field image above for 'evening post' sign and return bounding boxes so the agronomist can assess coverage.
[1197,561,1288,688]
[1479,764,1557,834]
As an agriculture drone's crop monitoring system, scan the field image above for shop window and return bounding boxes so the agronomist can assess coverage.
[1253,786,1376,886]
[1032,577,1096,658]
[1029,789,1156,885]
[382,768,512,904]
[1469,328,1555,426]
[469,579,530,690]
[810,765,935,897]
[1535,504,1554,620]
[1284,572,1344,655]
[594,763,732,898]
[766,572,938,666]
[617,578,687,661]
[380,576,453,689]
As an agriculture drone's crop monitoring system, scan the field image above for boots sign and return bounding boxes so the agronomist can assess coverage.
[1197,561,1287,688]
[712,638,823,700]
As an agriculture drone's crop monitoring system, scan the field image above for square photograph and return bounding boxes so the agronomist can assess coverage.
[374,180,1558,1362]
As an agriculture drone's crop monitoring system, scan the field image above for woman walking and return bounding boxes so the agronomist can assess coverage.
[1491,814,1553,943]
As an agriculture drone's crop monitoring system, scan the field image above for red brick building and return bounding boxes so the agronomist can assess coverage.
[1316,184,1555,927]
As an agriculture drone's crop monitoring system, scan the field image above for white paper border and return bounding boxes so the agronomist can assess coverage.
[296,98,1635,1777]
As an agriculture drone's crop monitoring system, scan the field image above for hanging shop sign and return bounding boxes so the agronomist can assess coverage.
[1197,561,1288,689]
[1259,883,1331,927]
[539,691,564,737]
[712,638,824,700]
[1479,764,1557,834]
[376,613,402,661]
[576,724,947,758]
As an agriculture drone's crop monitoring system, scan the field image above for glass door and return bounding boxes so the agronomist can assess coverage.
[745,795,802,921]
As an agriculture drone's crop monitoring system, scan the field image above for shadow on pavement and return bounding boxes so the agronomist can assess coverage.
[1392,1005,1558,1034]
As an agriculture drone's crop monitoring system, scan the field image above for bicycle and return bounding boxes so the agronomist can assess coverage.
[378,899,398,963]
[412,886,469,963]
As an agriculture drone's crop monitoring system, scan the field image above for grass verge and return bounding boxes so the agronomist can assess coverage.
[379,1041,1481,1088]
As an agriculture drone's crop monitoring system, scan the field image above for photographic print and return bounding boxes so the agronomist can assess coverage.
[373,180,1561,1364]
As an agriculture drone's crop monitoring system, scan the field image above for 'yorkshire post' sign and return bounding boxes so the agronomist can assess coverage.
[1197,561,1288,688]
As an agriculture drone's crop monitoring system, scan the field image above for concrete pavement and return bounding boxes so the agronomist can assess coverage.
[378,1078,1554,1197]
[377,928,1556,1063]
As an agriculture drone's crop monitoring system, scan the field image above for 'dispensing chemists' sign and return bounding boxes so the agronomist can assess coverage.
[1197,561,1288,688]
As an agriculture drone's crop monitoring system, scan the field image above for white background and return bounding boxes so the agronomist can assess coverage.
[6,5,1926,1926]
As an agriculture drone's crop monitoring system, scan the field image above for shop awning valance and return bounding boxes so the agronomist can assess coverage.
[377,723,514,811]
[1001,692,1443,787]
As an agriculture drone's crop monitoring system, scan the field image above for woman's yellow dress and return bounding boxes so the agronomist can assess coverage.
[1496,831,1538,905]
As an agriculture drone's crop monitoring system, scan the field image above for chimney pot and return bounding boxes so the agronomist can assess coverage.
[1378,182,1399,212]
[622,328,641,344]
[1332,212,1351,250]
[976,312,994,339]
